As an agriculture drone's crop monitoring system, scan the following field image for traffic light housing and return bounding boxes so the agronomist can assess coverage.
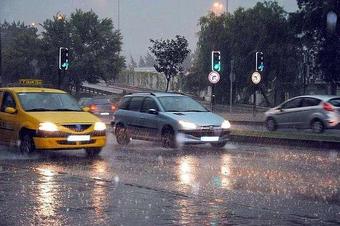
[59,47,69,70]
[256,51,264,72]
[212,51,221,72]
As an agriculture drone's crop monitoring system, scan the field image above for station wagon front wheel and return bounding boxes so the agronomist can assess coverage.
[161,128,176,148]
[115,125,130,145]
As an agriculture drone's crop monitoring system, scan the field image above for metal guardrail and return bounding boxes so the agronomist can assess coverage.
[80,85,114,95]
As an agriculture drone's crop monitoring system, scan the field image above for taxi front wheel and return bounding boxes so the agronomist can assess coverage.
[20,133,35,154]
[85,148,102,156]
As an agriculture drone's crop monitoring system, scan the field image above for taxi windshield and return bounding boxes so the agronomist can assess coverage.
[17,92,82,112]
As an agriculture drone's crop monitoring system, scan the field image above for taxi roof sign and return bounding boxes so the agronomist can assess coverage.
[19,79,43,86]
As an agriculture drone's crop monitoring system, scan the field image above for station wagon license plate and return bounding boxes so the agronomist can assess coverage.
[67,135,91,142]
[100,112,110,116]
[200,136,219,142]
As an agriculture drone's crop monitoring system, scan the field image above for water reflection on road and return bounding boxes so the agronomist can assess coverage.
[0,139,339,225]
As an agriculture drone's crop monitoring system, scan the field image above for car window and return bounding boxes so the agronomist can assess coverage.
[17,92,81,111]
[93,98,111,105]
[281,98,301,109]
[1,92,16,112]
[158,96,208,112]
[127,96,144,111]
[328,98,340,107]
[118,97,131,110]
[301,98,321,107]
[141,97,159,112]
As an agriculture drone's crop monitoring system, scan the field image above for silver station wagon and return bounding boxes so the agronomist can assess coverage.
[265,95,340,133]
[112,92,231,148]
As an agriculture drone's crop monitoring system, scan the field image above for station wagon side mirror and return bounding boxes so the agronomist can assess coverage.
[82,107,90,112]
[5,107,16,114]
[148,109,158,115]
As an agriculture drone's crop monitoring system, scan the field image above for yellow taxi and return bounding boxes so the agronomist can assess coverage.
[0,87,106,155]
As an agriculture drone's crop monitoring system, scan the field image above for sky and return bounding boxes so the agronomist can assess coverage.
[0,0,298,61]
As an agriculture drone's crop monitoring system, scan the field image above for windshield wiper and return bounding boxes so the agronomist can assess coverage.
[51,108,82,112]
[26,108,54,112]
[182,110,208,112]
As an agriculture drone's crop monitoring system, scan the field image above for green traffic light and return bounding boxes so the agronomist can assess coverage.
[214,64,220,71]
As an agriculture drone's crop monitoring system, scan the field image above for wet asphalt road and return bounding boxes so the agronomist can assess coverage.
[0,134,339,225]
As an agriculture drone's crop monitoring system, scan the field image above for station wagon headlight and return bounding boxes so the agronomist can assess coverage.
[39,122,58,132]
[221,120,231,129]
[179,120,197,130]
[94,122,106,131]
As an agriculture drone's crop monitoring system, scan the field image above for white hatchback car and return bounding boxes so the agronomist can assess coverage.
[265,95,340,133]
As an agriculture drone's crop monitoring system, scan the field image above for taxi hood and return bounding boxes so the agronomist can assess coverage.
[27,111,100,124]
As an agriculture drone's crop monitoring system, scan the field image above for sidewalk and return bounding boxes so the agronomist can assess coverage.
[216,111,264,123]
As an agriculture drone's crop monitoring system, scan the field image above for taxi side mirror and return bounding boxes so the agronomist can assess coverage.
[5,107,16,114]
[82,107,90,112]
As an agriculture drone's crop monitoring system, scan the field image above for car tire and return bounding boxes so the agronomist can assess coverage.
[20,133,35,154]
[311,119,324,133]
[161,128,176,148]
[85,148,102,156]
[115,125,130,145]
[266,118,277,131]
[210,141,227,148]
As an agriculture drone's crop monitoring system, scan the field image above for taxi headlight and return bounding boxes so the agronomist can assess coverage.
[179,120,197,130]
[94,122,106,131]
[39,122,58,132]
[221,120,231,129]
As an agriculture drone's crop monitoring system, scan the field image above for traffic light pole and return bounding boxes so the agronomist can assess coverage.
[253,86,257,117]
[211,84,215,112]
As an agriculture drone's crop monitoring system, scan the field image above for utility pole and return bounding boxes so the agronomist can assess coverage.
[229,59,234,113]
[117,0,120,30]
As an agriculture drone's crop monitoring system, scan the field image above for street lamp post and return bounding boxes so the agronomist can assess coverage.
[56,12,65,89]
[0,25,2,86]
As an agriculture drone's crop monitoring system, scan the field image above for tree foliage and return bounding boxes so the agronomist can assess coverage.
[1,9,125,92]
[1,22,41,84]
[185,1,301,105]
[149,35,190,91]
[295,0,340,94]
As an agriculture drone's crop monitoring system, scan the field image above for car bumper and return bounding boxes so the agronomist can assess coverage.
[33,136,106,150]
[177,129,230,144]
[33,130,106,150]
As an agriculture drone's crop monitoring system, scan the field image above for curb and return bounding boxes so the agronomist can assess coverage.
[230,134,340,149]
[229,120,264,126]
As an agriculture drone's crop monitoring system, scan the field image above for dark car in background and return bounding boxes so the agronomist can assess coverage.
[79,95,122,124]
[265,95,340,133]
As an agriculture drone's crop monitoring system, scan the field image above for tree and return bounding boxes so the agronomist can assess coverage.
[186,1,300,105]
[149,35,190,92]
[144,52,156,67]
[128,55,137,70]
[1,21,42,84]
[295,0,340,94]
[40,9,125,91]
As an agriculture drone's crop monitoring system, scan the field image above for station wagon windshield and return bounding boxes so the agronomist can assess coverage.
[158,96,208,112]
[18,92,82,112]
